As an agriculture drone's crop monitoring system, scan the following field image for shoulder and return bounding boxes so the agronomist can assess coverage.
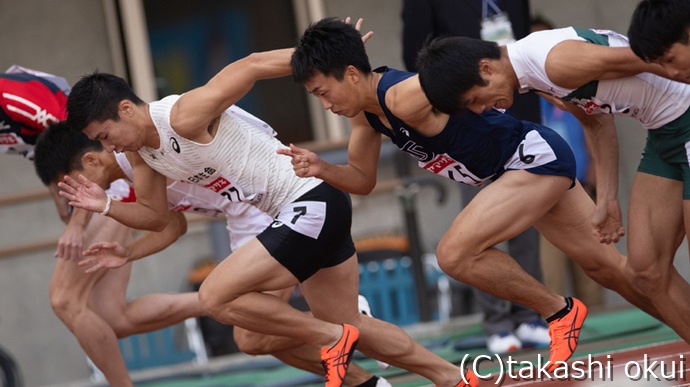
[385,76,430,121]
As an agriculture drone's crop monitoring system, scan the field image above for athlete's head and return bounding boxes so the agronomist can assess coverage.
[291,18,373,118]
[416,36,503,115]
[67,71,145,153]
[33,121,111,189]
[629,0,690,80]
[292,17,371,83]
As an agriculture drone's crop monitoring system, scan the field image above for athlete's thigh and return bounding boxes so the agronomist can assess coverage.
[628,172,685,271]
[201,238,300,303]
[443,170,571,252]
[88,264,133,320]
[299,255,360,324]
[533,180,619,270]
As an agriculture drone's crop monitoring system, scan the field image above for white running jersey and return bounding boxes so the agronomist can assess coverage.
[142,95,321,217]
[507,27,690,129]
[115,152,272,251]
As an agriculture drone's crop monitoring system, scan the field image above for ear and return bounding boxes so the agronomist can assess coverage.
[478,59,493,76]
[345,65,360,83]
[81,151,101,167]
[119,100,134,118]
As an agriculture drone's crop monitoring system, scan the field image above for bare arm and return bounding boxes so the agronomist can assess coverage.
[79,212,188,273]
[56,207,93,260]
[546,41,668,89]
[49,182,71,224]
[277,113,382,195]
[170,49,294,142]
[59,152,171,231]
[548,95,624,243]
[169,18,373,142]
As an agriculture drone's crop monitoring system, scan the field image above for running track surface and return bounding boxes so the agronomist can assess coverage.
[493,340,690,386]
[80,307,681,387]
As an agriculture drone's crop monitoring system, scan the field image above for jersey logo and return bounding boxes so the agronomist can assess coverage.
[401,140,434,162]
[271,220,284,228]
[204,177,231,192]
[170,137,180,153]
[2,92,60,128]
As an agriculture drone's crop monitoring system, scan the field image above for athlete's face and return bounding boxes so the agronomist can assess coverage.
[655,40,690,82]
[461,63,515,114]
[303,68,362,118]
[82,100,144,153]
[58,155,110,190]
[83,117,140,153]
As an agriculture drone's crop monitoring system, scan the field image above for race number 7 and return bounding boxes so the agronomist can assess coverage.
[291,206,307,224]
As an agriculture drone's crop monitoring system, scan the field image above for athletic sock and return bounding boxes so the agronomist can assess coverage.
[354,376,380,387]
[545,297,573,323]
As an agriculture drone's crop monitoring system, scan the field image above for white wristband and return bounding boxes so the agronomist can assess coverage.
[99,195,112,216]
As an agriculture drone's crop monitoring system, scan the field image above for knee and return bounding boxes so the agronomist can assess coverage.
[49,283,81,322]
[624,259,665,295]
[109,319,136,338]
[435,239,476,282]
[198,282,231,322]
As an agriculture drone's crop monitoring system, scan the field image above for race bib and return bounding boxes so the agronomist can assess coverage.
[272,200,326,239]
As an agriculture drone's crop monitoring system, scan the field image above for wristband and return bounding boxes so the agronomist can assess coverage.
[99,195,112,216]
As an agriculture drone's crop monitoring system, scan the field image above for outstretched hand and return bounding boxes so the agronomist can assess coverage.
[79,241,130,274]
[58,174,109,214]
[344,17,374,43]
[592,199,625,244]
[276,143,323,178]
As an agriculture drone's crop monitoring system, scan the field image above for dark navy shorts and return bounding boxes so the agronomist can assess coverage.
[256,182,356,282]
[503,122,578,188]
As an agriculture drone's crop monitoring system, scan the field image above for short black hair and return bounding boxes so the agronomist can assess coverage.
[629,0,690,61]
[33,121,103,186]
[291,17,371,83]
[416,36,500,115]
[67,71,144,133]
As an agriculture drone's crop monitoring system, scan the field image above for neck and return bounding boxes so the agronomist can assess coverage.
[141,104,160,149]
[362,71,385,115]
[499,45,520,90]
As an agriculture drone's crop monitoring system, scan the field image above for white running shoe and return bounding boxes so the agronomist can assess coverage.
[358,295,391,369]
[376,377,393,387]
[515,319,550,348]
[487,331,522,354]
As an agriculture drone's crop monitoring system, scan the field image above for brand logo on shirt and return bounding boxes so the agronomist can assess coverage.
[423,154,455,174]
[170,137,180,153]
[401,140,434,162]
[204,177,231,192]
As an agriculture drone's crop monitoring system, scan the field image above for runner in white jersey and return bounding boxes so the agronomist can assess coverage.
[144,95,320,218]
[33,124,391,387]
[57,22,474,386]
[414,28,690,346]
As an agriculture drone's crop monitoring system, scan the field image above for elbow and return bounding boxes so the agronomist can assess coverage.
[175,214,188,238]
[353,181,377,195]
[149,214,171,233]
[150,222,167,233]
[361,184,376,195]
